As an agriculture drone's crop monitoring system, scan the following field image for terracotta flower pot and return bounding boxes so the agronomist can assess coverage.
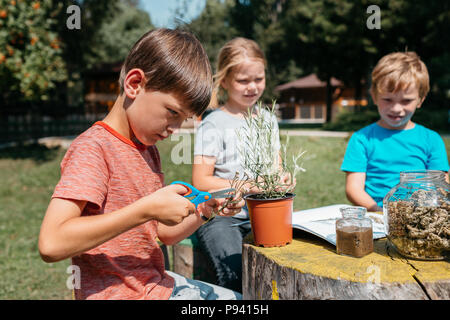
[244,193,295,247]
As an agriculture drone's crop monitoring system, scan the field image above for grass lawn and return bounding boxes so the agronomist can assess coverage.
[0,144,72,299]
[0,134,448,299]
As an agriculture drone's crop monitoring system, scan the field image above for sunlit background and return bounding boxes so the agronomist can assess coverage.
[140,0,205,27]
[0,0,448,300]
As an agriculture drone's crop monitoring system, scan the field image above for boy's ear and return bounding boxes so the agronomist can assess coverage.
[124,68,146,99]
[416,96,425,109]
[369,90,377,105]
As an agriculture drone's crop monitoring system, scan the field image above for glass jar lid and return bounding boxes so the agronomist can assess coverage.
[339,206,367,219]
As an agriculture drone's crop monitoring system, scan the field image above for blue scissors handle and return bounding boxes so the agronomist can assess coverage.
[170,181,211,207]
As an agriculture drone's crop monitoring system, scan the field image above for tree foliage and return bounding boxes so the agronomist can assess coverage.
[0,0,154,111]
[0,0,66,103]
[86,0,153,67]
[176,0,239,72]
[1,0,448,128]
[53,0,120,73]
[184,0,448,127]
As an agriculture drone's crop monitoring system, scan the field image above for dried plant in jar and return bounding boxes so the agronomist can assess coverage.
[385,171,449,260]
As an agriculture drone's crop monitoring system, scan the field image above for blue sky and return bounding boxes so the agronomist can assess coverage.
[140,0,206,28]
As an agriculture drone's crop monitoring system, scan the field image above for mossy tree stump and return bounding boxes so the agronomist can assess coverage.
[242,231,450,300]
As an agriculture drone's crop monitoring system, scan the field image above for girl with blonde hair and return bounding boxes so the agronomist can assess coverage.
[192,37,287,292]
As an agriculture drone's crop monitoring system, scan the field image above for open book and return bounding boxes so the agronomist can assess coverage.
[292,204,386,246]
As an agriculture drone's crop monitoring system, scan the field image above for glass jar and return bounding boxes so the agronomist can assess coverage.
[336,206,374,258]
[383,170,450,260]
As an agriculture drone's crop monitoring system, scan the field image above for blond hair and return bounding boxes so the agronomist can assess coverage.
[370,51,430,101]
[210,37,266,108]
[119,28,212,116]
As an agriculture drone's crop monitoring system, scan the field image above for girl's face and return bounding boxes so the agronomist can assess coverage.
[221,58,265,111]
[126,90,192,146]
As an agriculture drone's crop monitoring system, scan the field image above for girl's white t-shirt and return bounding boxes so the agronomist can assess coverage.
[194,108,281,219]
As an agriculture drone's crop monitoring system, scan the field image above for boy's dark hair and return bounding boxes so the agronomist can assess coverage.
[119,28,212,116]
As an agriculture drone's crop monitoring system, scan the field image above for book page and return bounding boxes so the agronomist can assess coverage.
[292,204,386,246]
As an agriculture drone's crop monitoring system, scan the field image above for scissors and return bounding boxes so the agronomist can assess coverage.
[170,181,235,208]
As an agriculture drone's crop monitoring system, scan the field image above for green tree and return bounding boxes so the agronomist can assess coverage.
[233,0,305,102]
[54,0,119,72]
[87,0,154,66]
[266,0,378,121]
[178,0,448,129]
[234,0,449,126]
[52,0,119,109]
[52,0,150,108]
[177,0,239,71]
[0,0,123,112]
[181,0,300,102]
[371,0,450,109]
[0,0,66,103]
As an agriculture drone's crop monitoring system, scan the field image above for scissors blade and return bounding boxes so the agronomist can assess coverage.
[209,188,236,199]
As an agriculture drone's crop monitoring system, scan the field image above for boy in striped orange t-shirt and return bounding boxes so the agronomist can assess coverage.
[38,29,244,300]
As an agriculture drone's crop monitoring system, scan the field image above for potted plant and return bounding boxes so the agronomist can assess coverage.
[236,102,306,247]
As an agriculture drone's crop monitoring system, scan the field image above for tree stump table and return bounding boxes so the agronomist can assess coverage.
[242,230,450,300]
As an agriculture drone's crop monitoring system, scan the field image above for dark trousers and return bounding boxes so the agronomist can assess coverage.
[195,215,251,293]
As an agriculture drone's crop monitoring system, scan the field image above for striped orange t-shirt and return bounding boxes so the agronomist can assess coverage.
[52,121,174,299]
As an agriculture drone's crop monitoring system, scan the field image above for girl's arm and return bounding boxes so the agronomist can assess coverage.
[38,184,196,262]
[345,172,382,212]
[192,155,232,190]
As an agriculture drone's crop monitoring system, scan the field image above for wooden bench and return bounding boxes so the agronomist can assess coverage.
[242,230,450,300]
[162,234,216,283]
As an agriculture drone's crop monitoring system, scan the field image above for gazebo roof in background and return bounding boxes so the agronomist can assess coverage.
[275,74,343,91]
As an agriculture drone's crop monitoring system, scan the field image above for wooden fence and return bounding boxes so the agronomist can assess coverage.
[0,114,103,144]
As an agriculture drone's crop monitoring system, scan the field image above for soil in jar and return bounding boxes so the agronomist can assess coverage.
[336,226,374,258]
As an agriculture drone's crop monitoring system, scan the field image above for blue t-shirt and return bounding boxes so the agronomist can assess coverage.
[341,123,449,207]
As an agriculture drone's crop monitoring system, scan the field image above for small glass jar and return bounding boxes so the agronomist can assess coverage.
[383,170,449,260]
[336,206,374,258]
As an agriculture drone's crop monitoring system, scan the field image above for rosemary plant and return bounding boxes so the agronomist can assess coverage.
[236,102,306,199]
[214,172,249,220]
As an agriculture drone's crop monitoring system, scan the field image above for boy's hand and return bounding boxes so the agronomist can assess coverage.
[140,184,196,226]
[200,189,245,219]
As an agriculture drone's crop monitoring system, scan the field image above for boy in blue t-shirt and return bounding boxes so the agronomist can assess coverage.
[341,52,449,211]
